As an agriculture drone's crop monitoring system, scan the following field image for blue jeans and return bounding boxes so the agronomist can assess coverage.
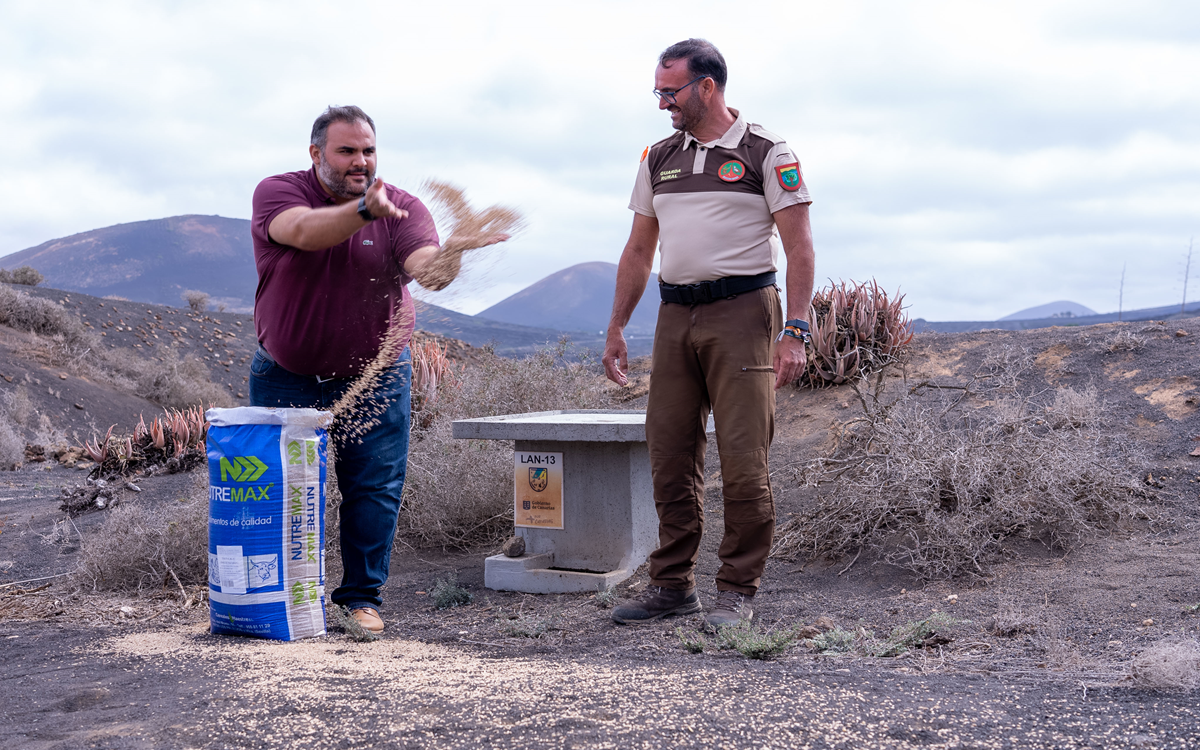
[249,347,412,611]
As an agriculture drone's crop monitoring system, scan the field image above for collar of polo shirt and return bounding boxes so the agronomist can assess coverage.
[682,108,748,150]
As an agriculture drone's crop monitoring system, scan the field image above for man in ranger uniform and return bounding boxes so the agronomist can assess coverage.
[603,39,816,631]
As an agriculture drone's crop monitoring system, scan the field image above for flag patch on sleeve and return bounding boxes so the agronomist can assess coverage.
[775,162,802,192]
[639,146,649,163]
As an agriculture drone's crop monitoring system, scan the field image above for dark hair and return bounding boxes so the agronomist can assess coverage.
[310,106,376,151]
[658,38,727,91]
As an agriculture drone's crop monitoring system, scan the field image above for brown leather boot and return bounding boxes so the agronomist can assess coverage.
[704,590,754,631]
[611,585,702,624]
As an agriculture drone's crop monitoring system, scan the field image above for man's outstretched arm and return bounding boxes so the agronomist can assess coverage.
[604,213,661,386]
[268,178,408,252]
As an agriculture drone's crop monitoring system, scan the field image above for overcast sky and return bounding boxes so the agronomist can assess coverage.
[2,0,1198,321]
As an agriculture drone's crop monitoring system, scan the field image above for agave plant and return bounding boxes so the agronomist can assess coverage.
[803,279,914,387]
[412,339,455,408]
[81,425,115,464]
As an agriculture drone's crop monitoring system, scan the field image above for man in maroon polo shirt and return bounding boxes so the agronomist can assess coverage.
[249,105,487,634]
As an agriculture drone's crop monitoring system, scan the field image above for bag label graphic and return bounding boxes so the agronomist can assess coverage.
[514,452,563,529]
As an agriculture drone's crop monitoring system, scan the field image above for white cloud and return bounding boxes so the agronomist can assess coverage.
[0,0,1197,321]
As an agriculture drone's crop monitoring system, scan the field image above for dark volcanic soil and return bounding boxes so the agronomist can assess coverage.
[2,311,1200,748]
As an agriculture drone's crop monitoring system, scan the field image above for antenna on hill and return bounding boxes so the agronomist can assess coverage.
[1183,238,1194,315]
[1118,262,1126,322]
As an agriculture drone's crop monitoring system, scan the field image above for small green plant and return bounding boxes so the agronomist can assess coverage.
[330,605,379,642]
[1183,603,1200,614]
[675,626,708,654]
[497,611,558,638]
[868,612,963,657]
[713,621,797,660]
[594,589,617,608]
[430,573,473,610]
[807,626,859,654]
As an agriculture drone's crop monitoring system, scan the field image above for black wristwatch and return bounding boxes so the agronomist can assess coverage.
[780,318,812,344]
[357,196,376,222]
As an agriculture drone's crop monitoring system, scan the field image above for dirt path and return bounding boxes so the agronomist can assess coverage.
[1,619,1197,749]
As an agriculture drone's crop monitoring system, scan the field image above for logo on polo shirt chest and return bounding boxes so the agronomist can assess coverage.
[362,239,374,245]
[718,160,745,182]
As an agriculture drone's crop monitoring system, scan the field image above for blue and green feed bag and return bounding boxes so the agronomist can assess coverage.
[206,407,331,640]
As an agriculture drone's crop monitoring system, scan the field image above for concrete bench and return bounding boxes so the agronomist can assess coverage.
[451,409,656,593]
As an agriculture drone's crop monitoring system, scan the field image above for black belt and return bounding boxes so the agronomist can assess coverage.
[659,272,776,305]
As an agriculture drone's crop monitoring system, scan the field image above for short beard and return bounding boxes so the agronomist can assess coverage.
[317,152,373,199]
[671,93,708,133]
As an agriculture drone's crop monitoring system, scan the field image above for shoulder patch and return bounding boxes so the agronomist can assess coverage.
[775,162,802,192]
[639,146,648,163]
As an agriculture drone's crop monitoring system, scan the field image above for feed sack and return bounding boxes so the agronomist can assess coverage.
[206,407,331,640]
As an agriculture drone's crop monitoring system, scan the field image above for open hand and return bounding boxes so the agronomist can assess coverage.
[603,331,629,386]
[364,178,409,221]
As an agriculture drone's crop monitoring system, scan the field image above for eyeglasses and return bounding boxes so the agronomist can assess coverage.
[652,75,707,105]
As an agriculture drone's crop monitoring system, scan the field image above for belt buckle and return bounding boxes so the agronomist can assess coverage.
[691,283,712,305]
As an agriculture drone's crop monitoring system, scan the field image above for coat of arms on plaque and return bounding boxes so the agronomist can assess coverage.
[528,467,549,492]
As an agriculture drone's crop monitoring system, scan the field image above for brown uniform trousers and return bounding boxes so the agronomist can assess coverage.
[644,285,782,596]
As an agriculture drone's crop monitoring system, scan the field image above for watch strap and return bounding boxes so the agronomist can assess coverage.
[784,318,810,332]
[357,196,375,222]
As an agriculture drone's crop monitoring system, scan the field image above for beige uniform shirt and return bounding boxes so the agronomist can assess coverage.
[629,110,811,285]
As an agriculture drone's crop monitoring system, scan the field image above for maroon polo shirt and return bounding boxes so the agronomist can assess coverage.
[251,167,439,378]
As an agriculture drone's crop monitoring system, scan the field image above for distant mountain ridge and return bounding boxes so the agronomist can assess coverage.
[0,215,649,357]
[3,215,258,312]
[999,300,1097,321]
[8,215,1192,347]
[477,261,660,335]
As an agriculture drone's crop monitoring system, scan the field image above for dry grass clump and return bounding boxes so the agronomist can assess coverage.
[135,346,234,410]
[72,484,208,593]
[0,417,23,470]
[0,387,62,470]
[1130,639,1200,691]
[401,339,613,549]
[772,373,1150,579]
[802,279,913,387]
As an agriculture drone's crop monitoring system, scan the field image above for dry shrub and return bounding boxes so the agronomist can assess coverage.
[0,265,44,286]
[772,376,1150,579]
[181,289,209,312]
[802,279,913,387]
[135,346,235,410]
[1102,329,1147,353]
[401,339,613,549]
[72,483,208,593]
[0,284,81,336]
[1130,639,1200,691]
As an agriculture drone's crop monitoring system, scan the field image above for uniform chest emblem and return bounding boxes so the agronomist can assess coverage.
[776,162,802,192]
[363,239,374,245]
[718,160,745,182]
